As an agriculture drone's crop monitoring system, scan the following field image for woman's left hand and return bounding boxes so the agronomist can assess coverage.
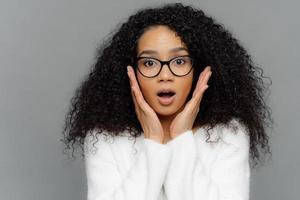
[169,66,212,139]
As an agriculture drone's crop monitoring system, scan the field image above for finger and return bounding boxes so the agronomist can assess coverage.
[128,66,141,92]
[195,70,212,105]
[197,66,211,89]
[127,66,149,112]
[127,66,133,89]
[198,66,210,82]
[182,66,212,114]
[192,66,211,98]
[197,71,211,98]
[191,68,212,108]
[198,66,211,87]
[199,69,212,91]
[131,86,140,113]
[127,66,140,112]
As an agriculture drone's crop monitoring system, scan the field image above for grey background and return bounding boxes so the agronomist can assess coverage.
[0,0,298,199]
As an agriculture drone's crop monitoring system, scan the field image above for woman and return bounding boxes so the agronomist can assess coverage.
[62,2,273,200]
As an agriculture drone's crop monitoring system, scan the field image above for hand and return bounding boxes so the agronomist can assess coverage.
[127,65,164,143]
[169,66,212,138]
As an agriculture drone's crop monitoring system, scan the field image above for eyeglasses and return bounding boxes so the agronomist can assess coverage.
[134,55,194,78]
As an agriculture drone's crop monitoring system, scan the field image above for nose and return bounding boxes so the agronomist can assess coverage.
[157,63,174,80]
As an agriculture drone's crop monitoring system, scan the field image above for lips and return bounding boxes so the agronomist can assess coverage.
[156,88,176,96]
[157,88,176,106]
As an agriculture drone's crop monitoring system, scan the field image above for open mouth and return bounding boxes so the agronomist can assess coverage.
[157,91,175,97]
[157,91,176,105]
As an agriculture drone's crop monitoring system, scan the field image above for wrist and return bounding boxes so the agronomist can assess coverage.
[147,136,164,144]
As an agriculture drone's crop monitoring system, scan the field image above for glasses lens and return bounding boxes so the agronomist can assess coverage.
[137,58,161,77]
[170,56,193,76]
[137,56,193,77]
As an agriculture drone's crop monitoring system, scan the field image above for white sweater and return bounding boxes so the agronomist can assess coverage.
[84,118,250,200]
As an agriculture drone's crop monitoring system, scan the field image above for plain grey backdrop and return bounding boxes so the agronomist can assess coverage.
[1,0,298,199]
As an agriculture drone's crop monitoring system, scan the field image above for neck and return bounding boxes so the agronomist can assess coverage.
[157,108,200,144]
[157,114,174,137]
[157,104,185,143]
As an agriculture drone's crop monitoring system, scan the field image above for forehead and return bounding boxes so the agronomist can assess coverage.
[137,25,188,55]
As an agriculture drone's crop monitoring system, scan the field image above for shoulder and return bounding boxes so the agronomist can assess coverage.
[199,118,250,150]
[84,129,143,158]
[84,129,114,161]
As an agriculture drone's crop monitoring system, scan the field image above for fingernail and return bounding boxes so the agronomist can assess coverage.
[127,66,130,72]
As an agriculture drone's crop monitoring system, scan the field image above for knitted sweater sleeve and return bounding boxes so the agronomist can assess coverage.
[84,133,172,200]
[164,124,251,200]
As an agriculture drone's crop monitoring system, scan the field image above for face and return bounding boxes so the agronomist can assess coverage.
[135,25,194,117]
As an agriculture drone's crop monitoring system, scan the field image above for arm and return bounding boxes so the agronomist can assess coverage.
[164,124,250,200]
[84,133,172,200]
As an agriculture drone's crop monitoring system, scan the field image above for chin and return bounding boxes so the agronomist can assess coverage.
[153,104,179,117]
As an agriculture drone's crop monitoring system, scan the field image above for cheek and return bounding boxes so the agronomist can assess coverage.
[136,75,155,102]
[177,77,194,102]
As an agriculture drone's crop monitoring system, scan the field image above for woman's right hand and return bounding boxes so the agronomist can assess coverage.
[127,65,164,144]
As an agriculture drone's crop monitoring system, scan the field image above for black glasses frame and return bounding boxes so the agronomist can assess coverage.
[134,55,194,78]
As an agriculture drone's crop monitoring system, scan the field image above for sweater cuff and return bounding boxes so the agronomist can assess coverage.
[165,130,194,148]
[143,138,172,154]
[143,138,172,164]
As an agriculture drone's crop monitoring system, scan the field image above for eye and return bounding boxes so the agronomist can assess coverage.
[143,59,158,67]
[144,60,154,66]
[174,58,186,65]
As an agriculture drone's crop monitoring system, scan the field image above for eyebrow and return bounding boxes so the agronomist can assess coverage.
[137,47,189,57]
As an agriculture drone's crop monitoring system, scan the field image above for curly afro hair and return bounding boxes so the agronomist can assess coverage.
[61,2,274,169]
